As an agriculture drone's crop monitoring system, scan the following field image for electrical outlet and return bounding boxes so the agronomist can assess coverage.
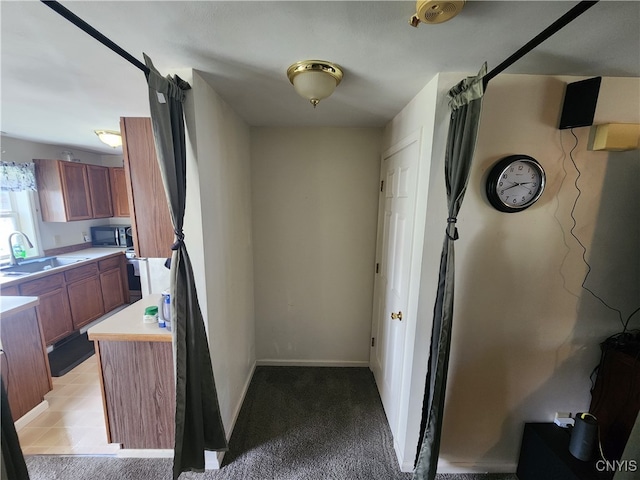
[82,232,90,242]
[554,412,574,428]
[53,235,61,246]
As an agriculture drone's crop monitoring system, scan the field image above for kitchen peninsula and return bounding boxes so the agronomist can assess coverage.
[87,294,175,449]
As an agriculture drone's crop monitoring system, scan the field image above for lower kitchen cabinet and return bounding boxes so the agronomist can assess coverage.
[67,275,105,330]
[0,299,52,421]
[100,268,125,312]
[19,273,73,345]
[8,253,129,346]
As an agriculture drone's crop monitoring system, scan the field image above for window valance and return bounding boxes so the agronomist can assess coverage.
[0,162,37,192]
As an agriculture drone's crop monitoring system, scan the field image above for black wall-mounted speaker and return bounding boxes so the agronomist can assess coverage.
[558,77,602,130]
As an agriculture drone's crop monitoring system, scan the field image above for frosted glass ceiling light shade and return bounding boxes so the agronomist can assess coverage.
[94,130,122,148]
[287,60,343,108]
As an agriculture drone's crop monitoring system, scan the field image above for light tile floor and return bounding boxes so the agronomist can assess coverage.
[18,355,121,455]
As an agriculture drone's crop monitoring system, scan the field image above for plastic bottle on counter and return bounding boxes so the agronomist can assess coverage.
[143,306,158,324]
[163,293,171,332]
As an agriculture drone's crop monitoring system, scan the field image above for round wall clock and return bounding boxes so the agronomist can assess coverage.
[485,155,546,213]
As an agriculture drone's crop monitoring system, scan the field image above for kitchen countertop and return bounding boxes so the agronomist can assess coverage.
[0,247,127,288]
[87,294,172,343]
[0,296,39,317]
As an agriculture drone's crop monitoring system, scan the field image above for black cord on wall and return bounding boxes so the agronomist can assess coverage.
[565,128,639,333]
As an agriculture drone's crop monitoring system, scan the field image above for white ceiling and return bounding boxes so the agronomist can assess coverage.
[1,1,639,155]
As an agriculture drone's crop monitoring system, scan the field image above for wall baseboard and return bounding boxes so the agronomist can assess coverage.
[207,361,257,470]
[400,457,517,474]
[15,400,49,431]
[256,359,370,368]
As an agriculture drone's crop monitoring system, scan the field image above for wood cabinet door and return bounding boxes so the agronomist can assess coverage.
[59,162,93,220]
[35,288,73,345]
[87,165,114,218]
[121,117,173,258]
[67,275,105,330]
[110,167,130,217]
[0,307,52,420]
[100,268,125,312]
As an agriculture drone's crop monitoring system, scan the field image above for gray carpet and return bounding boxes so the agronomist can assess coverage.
[26,366,517,480]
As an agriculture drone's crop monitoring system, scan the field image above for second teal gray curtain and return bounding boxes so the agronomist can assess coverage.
[413,64,486,480]
[144,55,228,480]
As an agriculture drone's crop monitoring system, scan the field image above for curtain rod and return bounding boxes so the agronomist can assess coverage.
[42,0,598,89]
[41,0,150,76]
[483,0,599,88]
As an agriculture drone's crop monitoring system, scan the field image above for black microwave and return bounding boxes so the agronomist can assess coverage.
[90,225,133,248]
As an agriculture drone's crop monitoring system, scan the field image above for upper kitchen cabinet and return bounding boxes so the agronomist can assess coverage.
[109,167,130,218]
[120,117,173,258]
[86,165,114,218]
[34,160,113,222]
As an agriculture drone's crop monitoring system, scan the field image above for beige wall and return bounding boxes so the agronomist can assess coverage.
[183,71,256,448]
[403,74,640,472]
[251,127,382,365]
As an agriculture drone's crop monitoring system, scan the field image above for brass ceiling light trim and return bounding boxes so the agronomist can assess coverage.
[94,129,122,148]
[409,0,466,27]
[286,60,344,108]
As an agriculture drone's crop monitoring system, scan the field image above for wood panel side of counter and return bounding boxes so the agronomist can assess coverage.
[97,340,175,449]
[0,306,52,421]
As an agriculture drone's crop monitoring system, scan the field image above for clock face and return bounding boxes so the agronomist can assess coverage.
[486,155,545,212]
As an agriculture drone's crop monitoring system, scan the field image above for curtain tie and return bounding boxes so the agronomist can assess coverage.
[446,217,459,241]
[171,229,185,250]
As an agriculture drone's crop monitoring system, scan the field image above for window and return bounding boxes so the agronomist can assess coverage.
[0,190,40,261]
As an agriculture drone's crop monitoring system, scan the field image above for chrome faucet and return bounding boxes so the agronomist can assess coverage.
[8,231,34,265]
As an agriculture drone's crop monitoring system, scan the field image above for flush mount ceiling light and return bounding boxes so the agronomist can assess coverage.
[94,130,122,148]
[287,60,343,108]
[409,0,466,27]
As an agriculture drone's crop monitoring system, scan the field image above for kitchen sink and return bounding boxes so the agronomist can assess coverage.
[0,256,90,276]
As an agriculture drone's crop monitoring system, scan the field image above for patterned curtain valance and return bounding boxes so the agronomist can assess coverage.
[0,162,37,192]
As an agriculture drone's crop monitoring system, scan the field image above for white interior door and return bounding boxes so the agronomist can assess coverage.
[371,136,420,435]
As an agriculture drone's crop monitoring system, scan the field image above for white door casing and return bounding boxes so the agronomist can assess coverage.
[371,132,421,438]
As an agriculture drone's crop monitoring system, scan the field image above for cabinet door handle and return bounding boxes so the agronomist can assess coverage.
[391,311,403,321]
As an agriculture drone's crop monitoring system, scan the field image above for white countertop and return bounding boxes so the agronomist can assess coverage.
[87,294,172,343]
[0,247,126,288]
[0,296,39,316]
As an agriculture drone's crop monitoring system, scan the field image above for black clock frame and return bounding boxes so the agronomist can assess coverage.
[486,155,546,213]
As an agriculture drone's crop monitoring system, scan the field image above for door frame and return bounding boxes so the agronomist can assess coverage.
[370,127,434,470]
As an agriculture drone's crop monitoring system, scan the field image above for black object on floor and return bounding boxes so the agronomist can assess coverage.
[48,332,95,377]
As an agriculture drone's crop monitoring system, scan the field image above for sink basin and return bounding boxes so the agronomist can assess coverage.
[0,256,89,276]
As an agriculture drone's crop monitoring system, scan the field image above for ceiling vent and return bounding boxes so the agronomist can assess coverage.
[409,0,466,27]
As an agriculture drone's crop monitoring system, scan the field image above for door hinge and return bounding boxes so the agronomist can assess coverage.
[380,180,384,192]
[371,337,375,347]
[375,263,379,273]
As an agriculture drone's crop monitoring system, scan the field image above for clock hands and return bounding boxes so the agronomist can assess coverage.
[502,181,535,192]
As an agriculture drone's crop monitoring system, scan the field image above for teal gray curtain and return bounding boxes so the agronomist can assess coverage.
[413,64,486,480]
[144,55,228,480]
[1,379,29,480]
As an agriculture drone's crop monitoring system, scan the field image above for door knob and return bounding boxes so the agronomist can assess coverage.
[391,311,403,321]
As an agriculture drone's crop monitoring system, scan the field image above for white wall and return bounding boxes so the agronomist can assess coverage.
[182,70,256,444]
[251,127,382,365]
[393,74,640,473]
[0,135,124,252]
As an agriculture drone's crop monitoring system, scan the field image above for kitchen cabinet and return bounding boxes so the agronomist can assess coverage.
[109,167,130,217]
[19,273,74,345]
[7,252,129,346]
[98,255,127,312]
[66,263,105,331]
[0,298,52,421]
[120,117,173,258]
[87,165,114,218]
[34,160,114,222]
